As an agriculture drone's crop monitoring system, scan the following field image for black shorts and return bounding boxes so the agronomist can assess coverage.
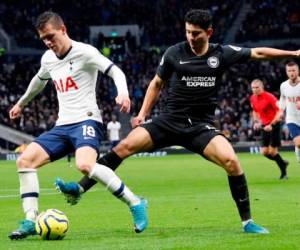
[261,123,281,147]
[140,114,224,155]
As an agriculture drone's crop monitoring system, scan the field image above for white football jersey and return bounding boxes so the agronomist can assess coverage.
[279,79,300,125]
[37,40,114,125]
[107,121,121,141]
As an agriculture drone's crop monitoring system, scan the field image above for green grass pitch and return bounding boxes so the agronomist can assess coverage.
[0,152,299,250]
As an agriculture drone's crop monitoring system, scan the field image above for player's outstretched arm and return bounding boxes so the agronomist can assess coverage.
[9,103,23,120]
[106,64,131,113]
[87,47,131,113]
[115,94,131,113]
[251,48,300,60]
[9,74,48,120]
[132,74,164,128]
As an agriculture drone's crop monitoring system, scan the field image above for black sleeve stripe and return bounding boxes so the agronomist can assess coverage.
[38,75,51,81]
[104,63,114,76]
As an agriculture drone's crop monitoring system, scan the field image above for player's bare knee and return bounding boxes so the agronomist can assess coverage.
[223,156,240,175]
[260,147,269,156]
[76,161,92,175]
[16,155,33,169]
[16,156,24,169]
[116,139,135,156]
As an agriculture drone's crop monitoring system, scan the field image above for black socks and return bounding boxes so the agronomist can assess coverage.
[228,174,251,221]
[78,151,123,192]
[265,153,288,176]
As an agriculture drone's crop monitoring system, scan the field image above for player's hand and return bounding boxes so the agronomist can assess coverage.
[253,122,261,130]
[115,94,131,113]
[131,116,145,128]
[9,103,22,120]
[296,100,300,110]
[263,124,272,132]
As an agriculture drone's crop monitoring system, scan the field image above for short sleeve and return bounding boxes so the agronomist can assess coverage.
[156,46,175,80]
[249,96,257,111]
[222,45,251,66]
[269,93,278,105]
[278,84,286,110]
[268,93,279,111]
[280,84,285,97]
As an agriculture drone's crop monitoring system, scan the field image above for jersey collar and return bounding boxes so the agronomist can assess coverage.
[56,45,73,60]
[186,42,213,57]
[288,78,300,86]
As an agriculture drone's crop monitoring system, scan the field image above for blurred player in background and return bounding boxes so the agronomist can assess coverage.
[278,61,300,163]
[107,114,121,149]
[250,79,288,179]
[8,11,147,240]
[57,9,300,234]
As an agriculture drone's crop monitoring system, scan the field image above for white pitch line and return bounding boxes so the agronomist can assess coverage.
[0,188,100,199]
[0,188,58,192]
[0,192,59,199]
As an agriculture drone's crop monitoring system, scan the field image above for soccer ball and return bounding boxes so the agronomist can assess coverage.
[35,209,69,240]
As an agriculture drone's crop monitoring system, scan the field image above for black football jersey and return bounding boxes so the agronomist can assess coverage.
[157,41,251,122]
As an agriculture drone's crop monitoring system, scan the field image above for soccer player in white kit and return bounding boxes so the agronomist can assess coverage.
[8,11,147,239]
[107,114,121,149]
[278,61,300,163]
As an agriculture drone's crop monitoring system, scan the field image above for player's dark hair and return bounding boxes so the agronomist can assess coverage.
[35,11,64,30]
[184,9,212,30]
[286,61,298,67]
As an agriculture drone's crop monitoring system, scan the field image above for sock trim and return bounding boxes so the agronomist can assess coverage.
[18,168,37,173]
[21,192,39,198]
[113,182,125,198]
[242,219,253,227]
[88,165,96,179]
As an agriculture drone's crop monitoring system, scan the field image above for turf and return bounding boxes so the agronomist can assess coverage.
[0,152,299,250]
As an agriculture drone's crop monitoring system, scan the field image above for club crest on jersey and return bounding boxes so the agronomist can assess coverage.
[207,56,219,68]
[53,76,79,93]
[69,60,74,71]
[228,45,242,51]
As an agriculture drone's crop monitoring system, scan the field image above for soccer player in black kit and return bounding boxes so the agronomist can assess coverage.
[56,9,300,234]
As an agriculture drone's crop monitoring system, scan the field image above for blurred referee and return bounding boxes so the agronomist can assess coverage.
[250,79,289,179]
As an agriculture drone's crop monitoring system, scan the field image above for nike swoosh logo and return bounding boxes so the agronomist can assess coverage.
[179,60,191,64]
